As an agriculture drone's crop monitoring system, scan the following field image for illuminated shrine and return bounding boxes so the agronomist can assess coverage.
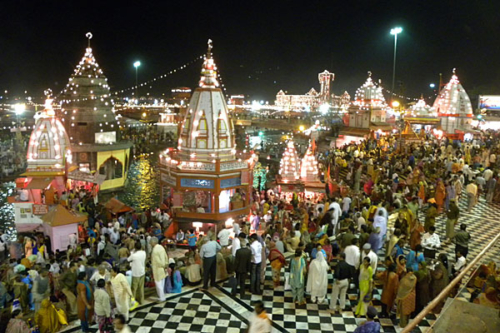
[58,33,131,191]
[13,96,72,231]
[159,40,254,231]
[433,69,473,134]
[347,72,390,131]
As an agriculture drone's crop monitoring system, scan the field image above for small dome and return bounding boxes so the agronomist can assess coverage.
[353,72,386,107]
[410,97,436,117]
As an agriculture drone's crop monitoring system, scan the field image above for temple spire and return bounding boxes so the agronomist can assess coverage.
[199,39,219,89]
[86,32,93,48]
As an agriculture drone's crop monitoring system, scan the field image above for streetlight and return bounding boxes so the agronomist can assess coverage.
[390,27,403,102]
[13,103,25,129]
[134,61,141,102]
[429,83,436,89]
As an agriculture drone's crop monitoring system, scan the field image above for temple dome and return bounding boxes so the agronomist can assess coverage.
[178,40,235,161]
[410,97,436,117]
[353,72,386,107]
[26,97,71,175]
[433,70,473,117]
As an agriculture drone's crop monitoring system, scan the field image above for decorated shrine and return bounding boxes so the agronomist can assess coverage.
[159,40,254,231]
[13,96,74,231]
[347,72,391,131]
[433,69,473,134]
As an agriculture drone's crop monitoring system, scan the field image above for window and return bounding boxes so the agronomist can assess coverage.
[217,119,227,134]
[197,139,207,149]
[219,139,227,148]
[99,157,123,180]
[79,163,90,173]
[198,118,207,136]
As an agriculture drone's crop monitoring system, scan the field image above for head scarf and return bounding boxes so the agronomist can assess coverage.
[396,272,417,300]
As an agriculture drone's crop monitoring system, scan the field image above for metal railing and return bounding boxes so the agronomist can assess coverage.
[401,232,500,333]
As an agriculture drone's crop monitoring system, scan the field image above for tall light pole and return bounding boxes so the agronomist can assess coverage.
[134,61,141,103]
[390,27,402,103]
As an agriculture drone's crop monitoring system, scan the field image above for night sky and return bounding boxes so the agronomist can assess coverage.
[2,1,500,103]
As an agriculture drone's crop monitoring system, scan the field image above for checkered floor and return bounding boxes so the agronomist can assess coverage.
[62,195,500,333]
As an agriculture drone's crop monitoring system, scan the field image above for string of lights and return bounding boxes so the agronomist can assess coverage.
[384,88,438,102]
[114,55,204,95]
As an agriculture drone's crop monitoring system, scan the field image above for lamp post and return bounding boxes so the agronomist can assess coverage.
[390,27,402,103]
[133,61,141,103]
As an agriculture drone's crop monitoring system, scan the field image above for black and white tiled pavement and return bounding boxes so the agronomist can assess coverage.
[63,196,499,333]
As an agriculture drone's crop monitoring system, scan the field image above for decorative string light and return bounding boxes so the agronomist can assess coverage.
[115,55,204,95]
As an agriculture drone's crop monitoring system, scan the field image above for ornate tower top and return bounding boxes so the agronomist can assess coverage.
[177,40,235,161]
[353,71,386,106]
[199,39,220,89]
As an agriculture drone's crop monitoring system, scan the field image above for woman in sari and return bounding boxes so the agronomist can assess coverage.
[355,257,373,317]
[35,298,62,333]
[289,249,306,305]
[396,255,407,279]
[406,244,425,272]
[268,241,285,287]
[377,263,399,318]
[306,252,329,304]
[424,202,438,232]
[414,261,431,314]
[110,266,132,321]
[166,262,183,293]
[77,272,94,333]
[434,179,446,212]
[396,269,417,328]
[430,254,450,313]
[410,219,424,250]
[94,279,112,333]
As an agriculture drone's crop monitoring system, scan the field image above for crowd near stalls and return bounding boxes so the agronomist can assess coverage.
[1,129,500,333]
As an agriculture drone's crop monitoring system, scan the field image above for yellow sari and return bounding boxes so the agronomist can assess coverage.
[35,299,62,333]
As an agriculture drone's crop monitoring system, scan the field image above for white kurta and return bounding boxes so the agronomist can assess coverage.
[111,273,133,320]
[306,252,329,299]
[151,244,169,282]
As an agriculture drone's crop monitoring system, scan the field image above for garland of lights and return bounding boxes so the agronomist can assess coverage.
[115,55,205,95]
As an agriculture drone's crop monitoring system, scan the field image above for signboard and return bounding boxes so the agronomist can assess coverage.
[479,95,500,110]
[180,178,214,189]
[33,204,49,215]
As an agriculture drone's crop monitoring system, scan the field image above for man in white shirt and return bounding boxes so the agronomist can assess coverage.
[342,196,351,214]
[200,235,221,289]
[249,234,263,295]
[218,226,231,247]
[127,242,146,304]
[263,212,273,224]
[231,234,241,257]
[355,212,366,231]
[422,226,440,259]
[361,243,378,274]
[329,201,342,233]
[453,251,466,275]
[344,238,360,279]
[373,210,387,241]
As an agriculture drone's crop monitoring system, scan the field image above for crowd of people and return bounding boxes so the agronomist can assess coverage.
[1,130,500,333]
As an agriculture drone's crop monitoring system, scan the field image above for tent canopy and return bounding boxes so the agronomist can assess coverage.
[104,198,134,214]
[25,177,53,189]
[41,204,87,227]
